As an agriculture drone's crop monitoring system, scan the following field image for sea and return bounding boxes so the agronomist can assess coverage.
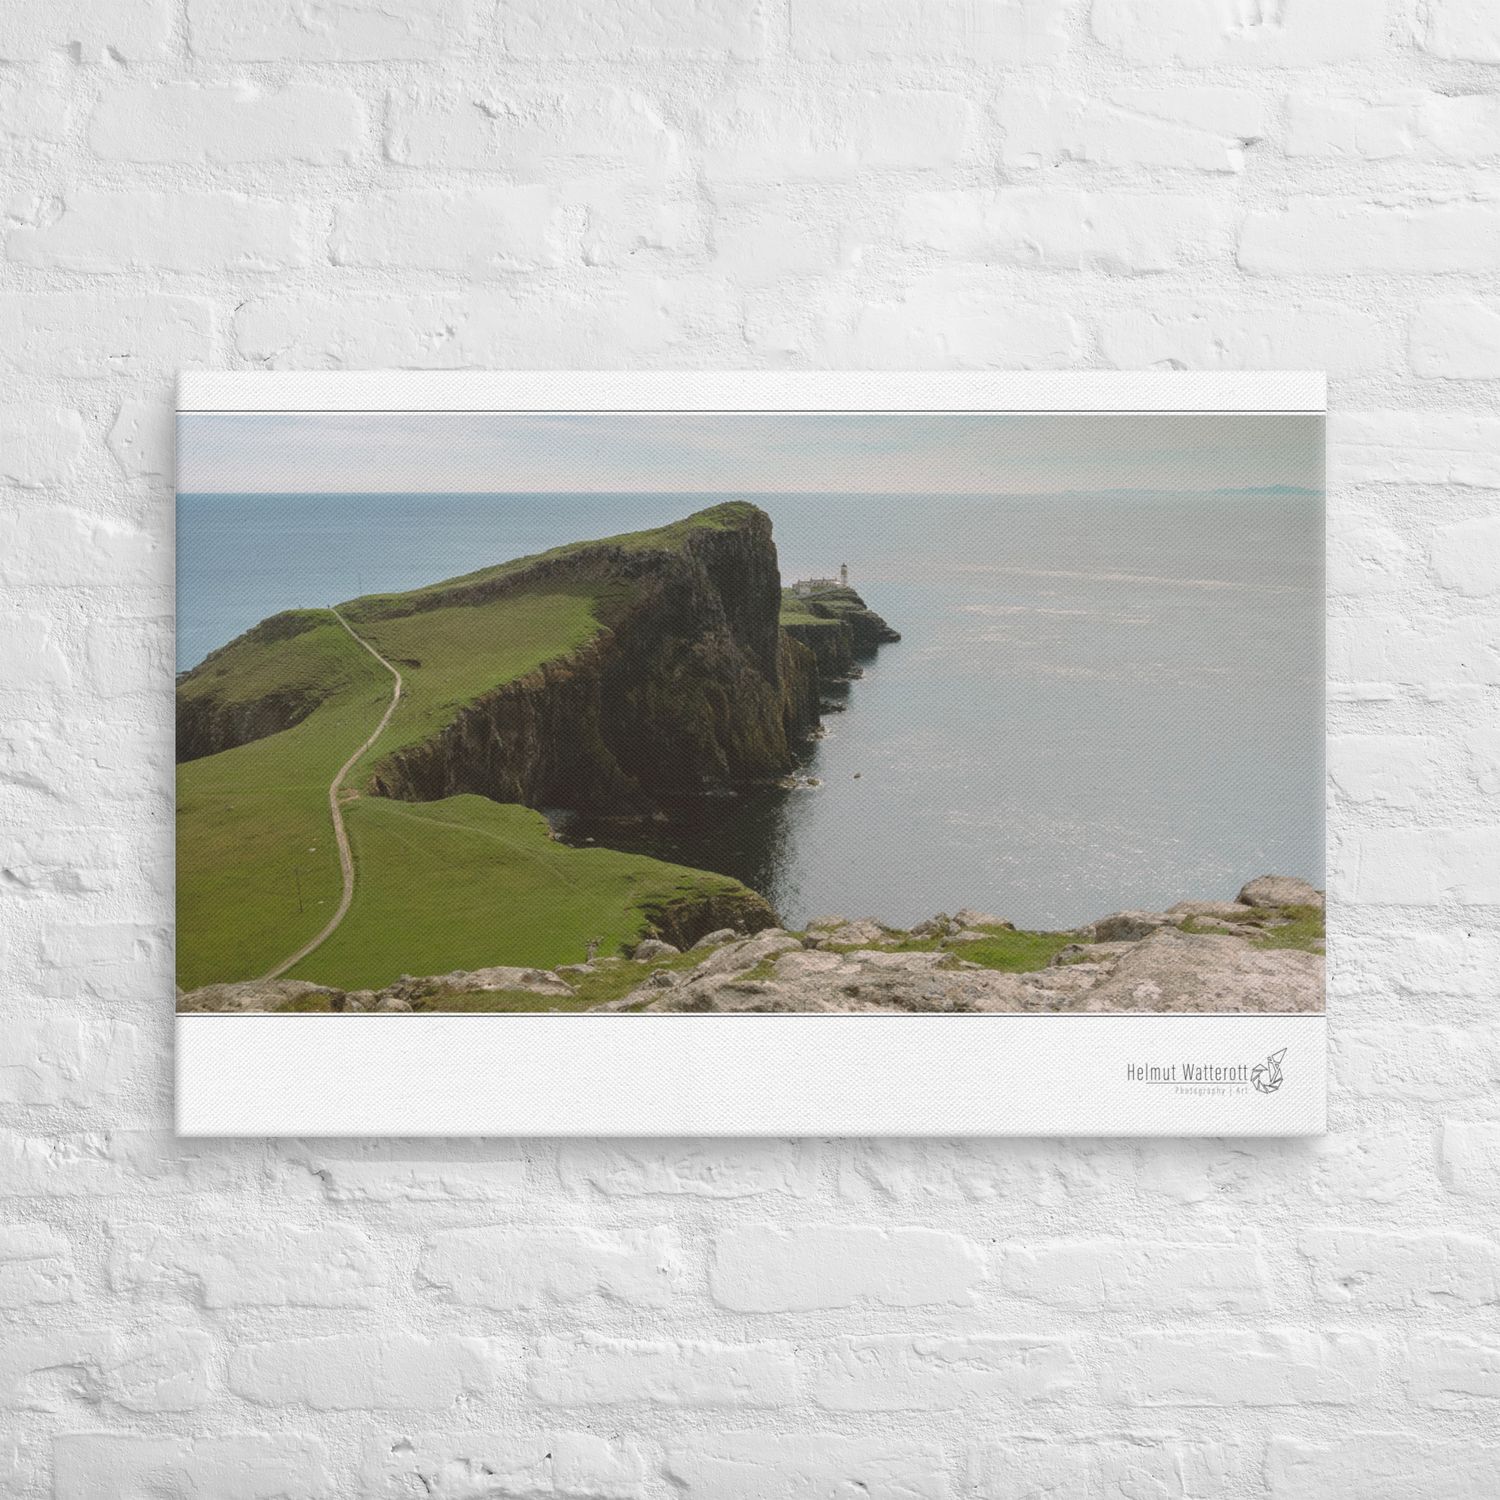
[177,490,1324,931]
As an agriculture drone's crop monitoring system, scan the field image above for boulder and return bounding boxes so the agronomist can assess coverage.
[1236,875,1324,910]
[694,927,803,977]
[459,966,576,997]
[177,979,341,1013]
[1084,927,1321,1014]
[1091,910,1176,942]
[692,928,738,950]
[1168,899,1256,920]
[633,938,682,962]
[376,996,413,1013]
[954,908,1012,930]
[820,918,901,947]
[909,915,950,938]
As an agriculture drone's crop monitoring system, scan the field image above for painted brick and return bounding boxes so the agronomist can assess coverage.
[811,271,1083,368]
[0,77,70,142]
[1348,826,1500,904]
[791,0,1068,63]
[0,614,72,691]
[1338,408,1500,483]
[703,87,973,182]
[810,1334,1079,1410]
[52,1434,333,1500]
[1241,199,1500,275]
[665,1432,950,1499]
[1000,85,1266,172]
[997,1238,1270,1311]
[88,83,365,165]
[711,1225,986,1311]
[559,1139,818,1197]
[1443,1119,1500,1198]
[1407,1333,1500,1405]
[901,189,1223,272]
[1286,89,1500,161]
[331,187,564,274]
[419,1225,682,1308]
[1097,300,1386,375]
[0,1130,258,1198]
[108,1222,390,1307]
[387,86,680,179]
[0,406,85,488]
[1100,1329,1384,1406]
[188,0,470,59]
[1329,735,1443,809]
[0,1014,140,1106]
[1092,0,1388,66]
[966,1436,1235,1497]
[0,1225,76,1307]
[0,294,214,379]
[1412,297,1500,378]
[530,1335,795,1407]
[1328,504,1411,596]
[3,0,169,61]
[280,1140,530,1202]
[1419,0,1500,62]
[1267,1435,1500,1499]
[228,1333,508,1409]
[1431,514,1500,597]
[7,191,317,273]
[1337,1026,1500,1102]
[0,1327,212,1412]
[0,505,160,588]
[502,0,766,59]
[356,1431,646,1499]
[1300,1229,1500,1307]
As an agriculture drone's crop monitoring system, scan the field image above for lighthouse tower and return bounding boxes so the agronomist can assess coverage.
[839,562,848,586]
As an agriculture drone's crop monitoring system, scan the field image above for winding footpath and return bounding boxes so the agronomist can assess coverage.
[262,607,403,981]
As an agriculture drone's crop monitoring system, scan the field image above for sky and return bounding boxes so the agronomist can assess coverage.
[177,410,1323,496]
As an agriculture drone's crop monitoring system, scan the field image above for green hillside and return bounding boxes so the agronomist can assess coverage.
[286,797,756,989]
[177,617,389,989]
[177,504,778,993]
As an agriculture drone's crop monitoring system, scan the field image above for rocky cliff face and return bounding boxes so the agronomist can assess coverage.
[367,505,825,810]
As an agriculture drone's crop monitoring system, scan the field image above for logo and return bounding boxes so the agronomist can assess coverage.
[1126,1046,1289,1097]
[1251,1048,1287,1094]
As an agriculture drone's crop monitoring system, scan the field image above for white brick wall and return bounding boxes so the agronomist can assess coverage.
[1,0,1497,1492]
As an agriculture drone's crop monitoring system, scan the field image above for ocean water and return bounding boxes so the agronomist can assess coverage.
[177,490,1324,930]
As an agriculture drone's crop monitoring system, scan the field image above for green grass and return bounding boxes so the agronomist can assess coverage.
[1179,904,1325,953]
[820,925,1085,973]
[284,796,757,990]
[176,620,389,990]
[178,609,367,714]
[1245,904,1325,952]
[344,501,760,619]
[347,586,601,779]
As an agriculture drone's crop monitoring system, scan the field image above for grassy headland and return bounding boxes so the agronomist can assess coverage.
[177,503,793,992]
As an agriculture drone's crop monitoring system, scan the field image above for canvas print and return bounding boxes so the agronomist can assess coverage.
[176,401,1324,1030]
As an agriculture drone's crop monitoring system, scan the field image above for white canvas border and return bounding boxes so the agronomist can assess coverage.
[175,370,1327,1137]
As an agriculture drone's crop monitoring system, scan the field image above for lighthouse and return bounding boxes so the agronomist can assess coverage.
[839,562,848,586]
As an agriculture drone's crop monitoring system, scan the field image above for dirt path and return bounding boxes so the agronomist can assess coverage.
[262,607,403,981]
